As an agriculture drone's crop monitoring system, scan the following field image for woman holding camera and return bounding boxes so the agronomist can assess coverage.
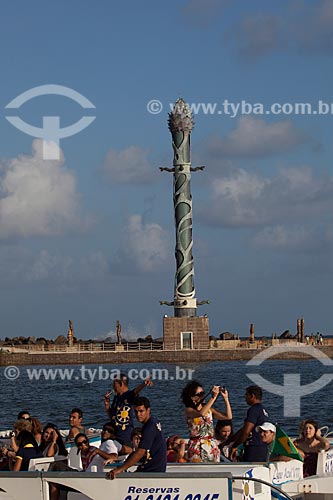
[181,381,232,463]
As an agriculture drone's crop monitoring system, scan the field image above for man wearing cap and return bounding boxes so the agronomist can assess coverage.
[257,422,294,462]
[227,385,270,462]
[256,422,277,461]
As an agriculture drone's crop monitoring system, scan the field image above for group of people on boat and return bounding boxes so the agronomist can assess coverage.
[180,380,330,478]
[0,374,331,485]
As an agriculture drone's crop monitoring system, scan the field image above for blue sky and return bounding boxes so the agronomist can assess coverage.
[0,0,332,341]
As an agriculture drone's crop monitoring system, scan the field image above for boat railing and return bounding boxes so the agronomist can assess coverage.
[316,448,333,476]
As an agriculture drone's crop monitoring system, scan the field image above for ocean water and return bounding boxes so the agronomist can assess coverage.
[1,359,333,437]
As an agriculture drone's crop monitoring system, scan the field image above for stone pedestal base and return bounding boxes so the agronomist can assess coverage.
[163,316,209,350]
[115,344,124,352]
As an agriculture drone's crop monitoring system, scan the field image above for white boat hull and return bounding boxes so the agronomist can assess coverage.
[1,450,333,500]
[0,463,271,500]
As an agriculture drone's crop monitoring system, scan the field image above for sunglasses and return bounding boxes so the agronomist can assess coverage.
[194,391,205,398]
[76,439,88,447]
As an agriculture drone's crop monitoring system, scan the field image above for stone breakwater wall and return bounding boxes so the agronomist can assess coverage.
[1,347,333,366]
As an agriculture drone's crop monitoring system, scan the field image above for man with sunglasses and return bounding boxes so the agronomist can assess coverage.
[74,434,98,471]
[85,424,129,472]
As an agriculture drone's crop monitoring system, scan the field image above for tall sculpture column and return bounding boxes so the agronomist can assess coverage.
[170,99,196,317]
[160,98,208,317]
[160,98,210,350]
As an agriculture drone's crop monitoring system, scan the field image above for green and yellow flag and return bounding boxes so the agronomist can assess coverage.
[271,425,304,462]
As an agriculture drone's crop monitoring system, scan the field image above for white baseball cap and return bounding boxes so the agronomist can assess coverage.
[256,422,276,433]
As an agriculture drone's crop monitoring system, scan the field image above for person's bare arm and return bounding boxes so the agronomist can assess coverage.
[119,444,132,455]
[12,456,22,471]
[177,440,186,461]
[67,427,80,440]
[186,386,220,417]
[211,388,232,420]
[230,422,255,461]
[232,421,254,447]
[313,436,330,452]
[45,441,59,457]
[292,439,305,459]
[133,378,153,395]
[10,435,19,453]
[103,392,112,419]
[108,448,146,479]
[92,448,118,461]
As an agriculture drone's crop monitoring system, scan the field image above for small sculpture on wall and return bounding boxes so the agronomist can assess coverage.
[67,320,74,346]
[116,320,122,345]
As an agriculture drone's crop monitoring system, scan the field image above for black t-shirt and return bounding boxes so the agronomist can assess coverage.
[110,389,136,444]
[16,444,43,471]
[137,416,167,472]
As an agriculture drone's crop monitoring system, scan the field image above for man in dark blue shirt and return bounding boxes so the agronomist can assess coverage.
[108,396,166,479]
[228,385,270,462]
[104,374,152,446]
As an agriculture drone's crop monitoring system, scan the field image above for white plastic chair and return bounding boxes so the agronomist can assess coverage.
[28,455,68,471]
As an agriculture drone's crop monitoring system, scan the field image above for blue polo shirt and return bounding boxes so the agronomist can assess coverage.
[245,402,270,446]
[137,416,167,472]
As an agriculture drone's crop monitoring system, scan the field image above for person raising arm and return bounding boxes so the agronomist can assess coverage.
[181,381,232,463]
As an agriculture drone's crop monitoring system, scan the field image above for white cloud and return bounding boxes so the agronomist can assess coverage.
[206,117,307,158]
[203,165,333,228]
[103,146,155,185]
[25,249,72,282]
[0,140,86,239]
[252,225,310,250]
[226,1,333,60]
[251,223,333,254]
[114,214,171,272]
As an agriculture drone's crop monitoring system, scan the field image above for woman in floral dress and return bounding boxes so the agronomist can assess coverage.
[181,381,232,462]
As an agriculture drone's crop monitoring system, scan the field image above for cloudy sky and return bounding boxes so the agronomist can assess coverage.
[0,0,332,340]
